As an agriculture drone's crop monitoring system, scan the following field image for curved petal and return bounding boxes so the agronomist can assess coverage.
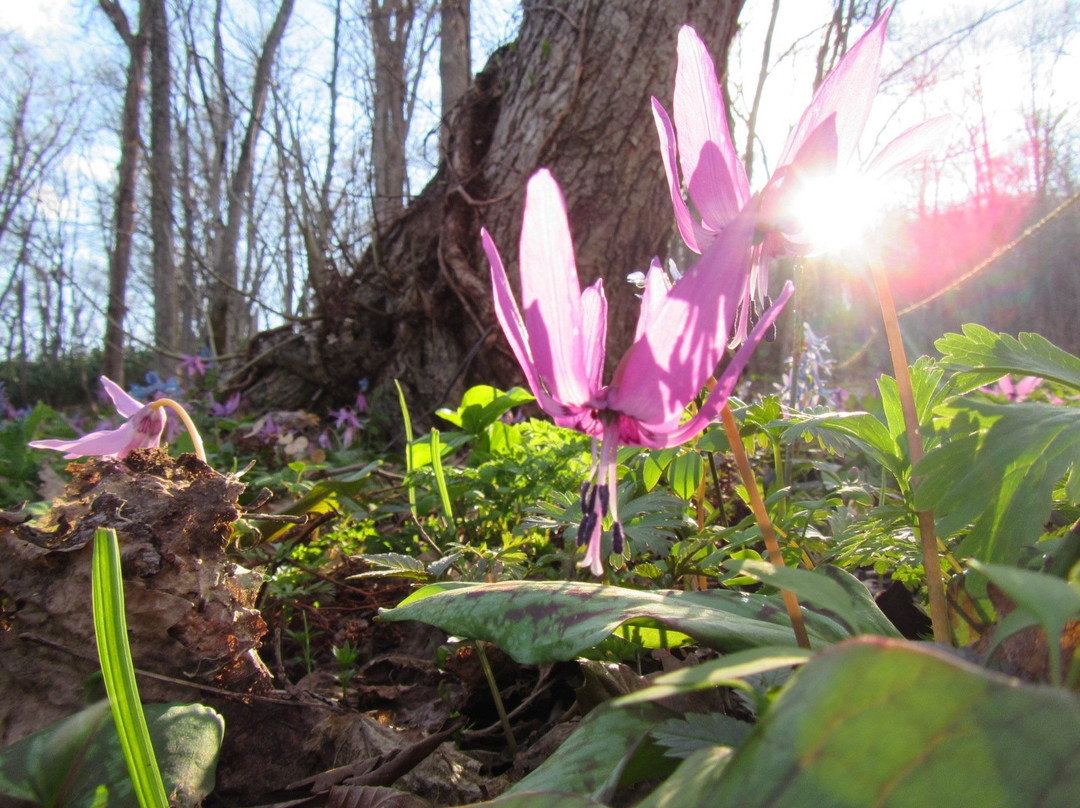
[29,422,139,459]
[580,279,608,392]
[777,8,890,170]
[519,170,593,407]
[645,280,796,448]
[866,115,956,180]
[652,98,709,253]
[632,258,670,343]
[608,208,757,429]
[674,26,749,229]
[101,375,144,418]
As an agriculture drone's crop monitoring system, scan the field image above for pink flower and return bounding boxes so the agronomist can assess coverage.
[482,169,792,575]
[332,407,363,447]
[179,353,207,378]
[29,377,166,459]
[654,9,952,340]
[982,375,1043,402]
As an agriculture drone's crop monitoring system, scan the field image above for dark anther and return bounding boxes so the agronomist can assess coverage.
[598,485,610,518]
[577,512,596,546]
[612,522,625,554]
[579,481,591,512]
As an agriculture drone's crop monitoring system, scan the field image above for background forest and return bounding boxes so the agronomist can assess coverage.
[0,0,1077,414]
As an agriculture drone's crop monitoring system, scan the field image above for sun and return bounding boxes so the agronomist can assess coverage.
[786,169,891,256]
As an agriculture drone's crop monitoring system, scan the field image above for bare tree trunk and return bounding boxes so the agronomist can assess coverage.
[440,0,470,143]
[238,0,746,425]
[148,0,177,373]
[369,0,413,230]
[210,0,295,355]
[99,0,150,386]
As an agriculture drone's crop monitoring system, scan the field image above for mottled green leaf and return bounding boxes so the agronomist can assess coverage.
[638,637,1080,808]
[380,581,850,664]
[727,562,901,638]
[507,701,674,800]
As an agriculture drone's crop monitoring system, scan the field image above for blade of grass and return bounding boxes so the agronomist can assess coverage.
[92,527,169,808]
[395,380,419,520]
[430,428,456,531]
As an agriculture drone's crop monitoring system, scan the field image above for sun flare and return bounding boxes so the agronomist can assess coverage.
[787,170,890,255]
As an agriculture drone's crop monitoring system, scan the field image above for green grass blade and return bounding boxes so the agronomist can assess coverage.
[395,380,419,520]
[92,528,169,808]
[430,428,456,530]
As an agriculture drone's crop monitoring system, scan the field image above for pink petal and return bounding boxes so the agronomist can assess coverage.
[865,115,956,180]
[101,375,144,418]
[777,9,890,170]
[652,98,709,253]
[653,280,795,448]
[608,208,757,429]
[519,170,593,408]
[673,26,749,229]
[632,258,670,343]
[580,279,608,392]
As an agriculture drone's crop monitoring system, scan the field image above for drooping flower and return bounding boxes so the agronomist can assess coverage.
[209,391,242,418]
[332,406,364,448]
[482,169,792,575]
[179,353,208,378]
[29,376,206,462]
[653,8,953,339]
[30,377,167,459]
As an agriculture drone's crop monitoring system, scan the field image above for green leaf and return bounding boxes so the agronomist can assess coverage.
[726,562,901,638]
[936,325,1080,393]
[614,646,813,706]
[642,449,677,492]
[916,401,1080,564]
[92,528,169,808]
[970,560,1080,684]
[380,581,852,665]
[0,701,223,808]
[779,411,901,478]
[650,713,754,759]
[638,637,1080,807]
[506,701,675,800]
[468,793,606,808]
[668,452,704,501]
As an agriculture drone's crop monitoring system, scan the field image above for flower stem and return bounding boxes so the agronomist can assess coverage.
[151,398,206,462]
[474,641,517,754]
[721,404,811,649]
[867,257,951,644]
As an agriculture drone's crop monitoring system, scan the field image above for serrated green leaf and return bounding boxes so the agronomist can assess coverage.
[780,411,902,480]
[651,713,753,759]
[380,581,851,664]
[638,637,1080,808]
[916,401,1080,564]
[936,325,1080,393]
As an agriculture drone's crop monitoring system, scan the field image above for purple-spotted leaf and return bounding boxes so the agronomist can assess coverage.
[379,581,850,664]
[636,637,1080,808]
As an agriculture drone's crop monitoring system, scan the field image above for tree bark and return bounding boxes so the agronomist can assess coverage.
[238,0,746,426]
[100,0,150,386]
[209,0,295,355]
[148,0,177,373]
[440,0,470,145]
[369,0,413,230]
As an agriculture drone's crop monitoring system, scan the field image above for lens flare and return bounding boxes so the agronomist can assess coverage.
[787,170,889,255]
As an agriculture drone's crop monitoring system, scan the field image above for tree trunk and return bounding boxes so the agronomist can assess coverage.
[148,0,177,374]
[210,0,295,356]
[238,0,746,426]
[440,0,470,146]
[369,0,413,230]
[100,0,150,386]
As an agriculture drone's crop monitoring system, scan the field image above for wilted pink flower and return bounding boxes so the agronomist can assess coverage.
[29,376,166,459]
[482,169,792,575]
[654,9,952,340]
